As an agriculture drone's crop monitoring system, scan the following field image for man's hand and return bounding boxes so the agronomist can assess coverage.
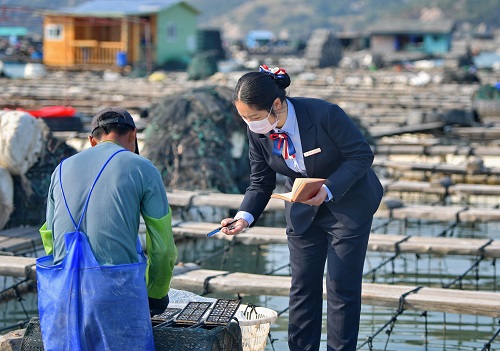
[148,295,169,317]
[220,218,249,236]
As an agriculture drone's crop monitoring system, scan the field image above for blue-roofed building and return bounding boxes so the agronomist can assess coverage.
[368,19,455,55]
[42,0,199,69]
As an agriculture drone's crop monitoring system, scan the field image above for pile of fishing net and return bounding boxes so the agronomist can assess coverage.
[8,134,77,228]
[0,110,77,229]
[143,86,250,194]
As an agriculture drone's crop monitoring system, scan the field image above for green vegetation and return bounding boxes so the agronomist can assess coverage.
[2,0,498,39]
[187,0,499,39]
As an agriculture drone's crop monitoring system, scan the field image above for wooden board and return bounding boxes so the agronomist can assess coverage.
[171,268,500,317]
[0,256,36,279]
[374,159,500,176]
[166,191,500,223]
[169,221,500,258]
[0,227,42,255]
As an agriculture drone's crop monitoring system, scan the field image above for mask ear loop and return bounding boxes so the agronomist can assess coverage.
[268,105,279,128]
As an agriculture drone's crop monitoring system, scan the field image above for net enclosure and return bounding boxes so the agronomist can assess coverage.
[143,86,250,194]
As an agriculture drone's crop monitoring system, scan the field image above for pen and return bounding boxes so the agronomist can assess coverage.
[206,219,239,237]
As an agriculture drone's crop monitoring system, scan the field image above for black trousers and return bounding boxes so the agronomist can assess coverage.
[287,205,372,351]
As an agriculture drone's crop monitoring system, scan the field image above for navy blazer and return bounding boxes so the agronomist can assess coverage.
[239,97,383,233]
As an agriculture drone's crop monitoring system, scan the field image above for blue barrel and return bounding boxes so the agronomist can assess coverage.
[116,51,127,67]
[31,51,43,61]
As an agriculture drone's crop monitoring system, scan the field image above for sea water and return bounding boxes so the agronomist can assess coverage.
[0,218,498,350]
[176,226,499,351]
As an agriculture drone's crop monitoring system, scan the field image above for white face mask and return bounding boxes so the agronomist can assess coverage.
[244,106,278,134]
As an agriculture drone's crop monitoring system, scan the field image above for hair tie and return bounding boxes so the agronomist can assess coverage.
[259,64,287,79]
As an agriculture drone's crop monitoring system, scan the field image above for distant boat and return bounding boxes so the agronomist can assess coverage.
[473,51,500,70]
[16,106,83,132]
[0,61,46,79]
[18,106,77,118]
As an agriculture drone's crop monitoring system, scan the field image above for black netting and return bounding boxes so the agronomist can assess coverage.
[153,321,243,351]
[143,86,250,194]
[18,316,243,351]
[6,133,77,228]
[20,317,44,351]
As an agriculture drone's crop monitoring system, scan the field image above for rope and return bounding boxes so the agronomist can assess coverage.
[0,277,31,296]
[180,192,202,221]
[481,320,500,351]
[437,206,468,237]
[356,286,423,350]
[171,220,186,228]
[0,319,31,333]
[421,311,429,351]
[442,239,493,289]
[493,258,497,292]
[363,236,411,282]
[201,271,234,296]
[265,262,291,275]
[194,240,238,266]
[13,285,29,319]
[370,219,395,233]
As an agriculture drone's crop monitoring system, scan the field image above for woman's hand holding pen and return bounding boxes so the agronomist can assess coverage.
[220,218,249,235]
[301,186,328,207]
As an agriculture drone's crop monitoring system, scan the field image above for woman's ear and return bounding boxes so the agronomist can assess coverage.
[273,98,283,111]
[273,98,280,110]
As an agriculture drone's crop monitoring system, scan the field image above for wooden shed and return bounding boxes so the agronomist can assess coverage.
[368,19,455,55]
[42,0,199,69]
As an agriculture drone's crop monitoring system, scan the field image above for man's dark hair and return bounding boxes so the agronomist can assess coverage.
[91,111,134,140]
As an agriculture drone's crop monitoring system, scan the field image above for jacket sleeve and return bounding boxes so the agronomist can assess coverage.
[143,209,177,299]
[324,104,375,202]
[238,129,277,225]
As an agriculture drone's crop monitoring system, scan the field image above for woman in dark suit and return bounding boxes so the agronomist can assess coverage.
[221,65,383,351]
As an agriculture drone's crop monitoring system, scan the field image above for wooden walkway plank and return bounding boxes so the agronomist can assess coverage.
[459,208,500,223]
[0,257,497,317]
[398,237,495,257]
[403,287,500,318]
[168,221,500,258]
[373,159,500,176]
[0,227,42,256]
[381,179,447,194]
[0,237,40,254]
[0,256,36,279]
[452,183,500,196]
[375,205,467,221]
[0,249,497,317]
[370,122,446,138]
[171,268,500,318]
[166,191,500,222]
[375,144,500,157]
[382,179,500,196]
[167,190,284,212]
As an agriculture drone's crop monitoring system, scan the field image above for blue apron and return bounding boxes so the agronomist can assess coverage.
[36,149,155,351]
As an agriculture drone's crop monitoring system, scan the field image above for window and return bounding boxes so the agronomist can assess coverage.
[166,23,177,42]
[45,24,63,41]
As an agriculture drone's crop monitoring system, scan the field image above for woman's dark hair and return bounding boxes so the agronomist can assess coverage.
[233,70,291,111]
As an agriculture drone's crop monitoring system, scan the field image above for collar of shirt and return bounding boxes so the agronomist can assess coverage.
[100,139,122,147]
